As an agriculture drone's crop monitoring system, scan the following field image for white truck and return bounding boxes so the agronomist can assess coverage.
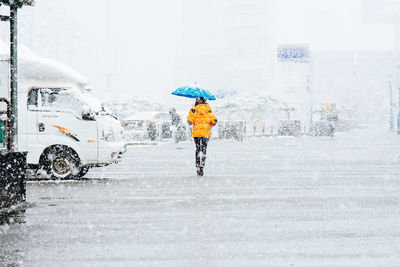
[0,41,127,179]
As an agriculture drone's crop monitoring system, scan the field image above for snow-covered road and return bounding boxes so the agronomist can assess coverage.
[1,129,400,266]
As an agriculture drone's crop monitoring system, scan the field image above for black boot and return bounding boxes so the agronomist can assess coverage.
[197,166,202,176]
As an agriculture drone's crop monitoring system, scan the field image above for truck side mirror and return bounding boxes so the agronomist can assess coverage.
[82,111,95,121]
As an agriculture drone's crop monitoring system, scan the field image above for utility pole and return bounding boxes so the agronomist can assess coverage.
[397,64,400,135]
[306,60,313,134]
[0,0,34,209]
[388,73,394,132]
[9,2,18,151]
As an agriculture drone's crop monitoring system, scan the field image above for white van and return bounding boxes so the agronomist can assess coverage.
[0,42,126,179]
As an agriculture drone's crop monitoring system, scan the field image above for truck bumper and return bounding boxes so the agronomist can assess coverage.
[85,141,127,167]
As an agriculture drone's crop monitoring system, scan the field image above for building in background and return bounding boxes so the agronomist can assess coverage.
[362,0,400,126]
[177,0,274,93]
[313,51,396,124]
[0,0,395,129]
[221,0,273,92]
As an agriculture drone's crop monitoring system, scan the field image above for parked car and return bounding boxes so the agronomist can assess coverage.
[278,120,301,136]
[218,121,245,141]
[312,121,330,136]
[122,111,172,141]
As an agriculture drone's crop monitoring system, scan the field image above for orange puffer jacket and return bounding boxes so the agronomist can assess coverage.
[187,104,217,138]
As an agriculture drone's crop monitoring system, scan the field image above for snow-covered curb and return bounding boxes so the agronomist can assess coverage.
[126,141,159,146]
[0,202,27,215]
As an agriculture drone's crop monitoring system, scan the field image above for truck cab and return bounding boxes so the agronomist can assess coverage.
[0,42,127,179]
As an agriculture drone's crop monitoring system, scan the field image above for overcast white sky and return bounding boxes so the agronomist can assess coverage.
[10,0,396,100]
[273,0,394,51]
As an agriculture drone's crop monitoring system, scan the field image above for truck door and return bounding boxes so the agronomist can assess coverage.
[26,88,40,153]
[33,88,98,163]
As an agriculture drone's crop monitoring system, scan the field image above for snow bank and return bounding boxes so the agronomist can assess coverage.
[214,90,295,121]
[102,90,294,125]
[102,95,168,120]
[124,111,169,121]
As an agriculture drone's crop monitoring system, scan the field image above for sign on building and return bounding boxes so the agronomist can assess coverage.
[277,44,311,63]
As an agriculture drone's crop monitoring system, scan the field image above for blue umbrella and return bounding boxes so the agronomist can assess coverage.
[171,86,216,100]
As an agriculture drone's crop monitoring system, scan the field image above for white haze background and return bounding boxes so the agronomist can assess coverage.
[0,0,396,122]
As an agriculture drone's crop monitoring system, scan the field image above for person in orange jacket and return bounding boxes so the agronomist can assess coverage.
[187,97,217,176]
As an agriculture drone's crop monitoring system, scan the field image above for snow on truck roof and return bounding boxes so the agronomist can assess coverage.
[0,40,88,88]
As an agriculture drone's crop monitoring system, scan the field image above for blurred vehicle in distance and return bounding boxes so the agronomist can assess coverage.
[217,121,245,141]
[312,103,359,136]
[278,120,302,136]
[122,111,174,141]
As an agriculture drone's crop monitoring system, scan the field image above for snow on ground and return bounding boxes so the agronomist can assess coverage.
[1,128,400,266]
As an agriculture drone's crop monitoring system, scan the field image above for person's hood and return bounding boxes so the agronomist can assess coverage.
[193,104,212,115]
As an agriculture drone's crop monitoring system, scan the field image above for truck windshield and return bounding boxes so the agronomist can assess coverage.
[28,88,102,117]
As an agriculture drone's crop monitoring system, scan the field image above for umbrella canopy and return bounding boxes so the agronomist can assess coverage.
[172,86,216,100]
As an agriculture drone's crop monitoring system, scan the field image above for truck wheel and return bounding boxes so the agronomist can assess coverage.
[40,146,81,179]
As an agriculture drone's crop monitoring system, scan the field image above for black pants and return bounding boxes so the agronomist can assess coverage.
[194,137,209,168]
